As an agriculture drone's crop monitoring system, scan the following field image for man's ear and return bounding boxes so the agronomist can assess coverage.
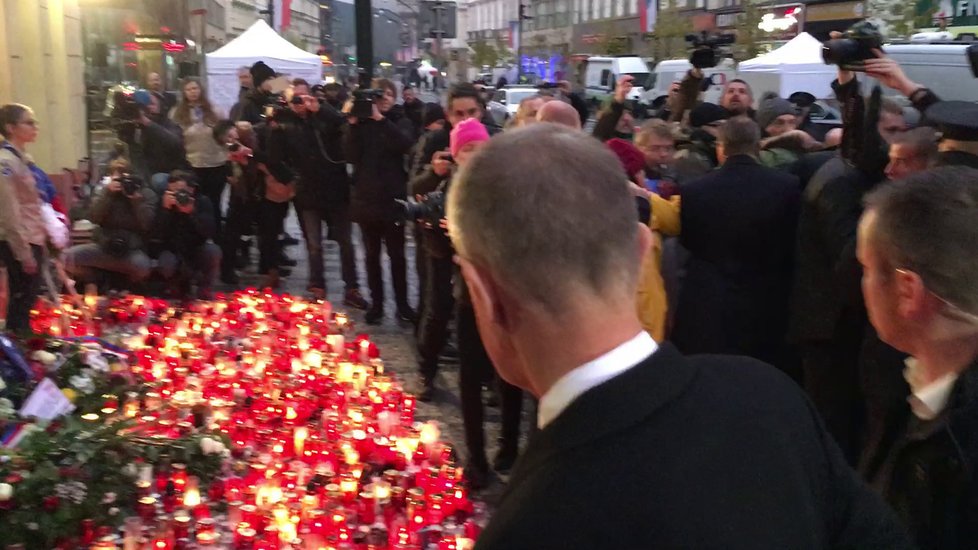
[896,268,930,320]
[457,255,509,329]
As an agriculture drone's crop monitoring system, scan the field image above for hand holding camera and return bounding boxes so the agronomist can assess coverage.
[614,76,634,104]
[432,150,454,177]
[864,52,922,97]
[110,174,143,198]
[164,189,194,213]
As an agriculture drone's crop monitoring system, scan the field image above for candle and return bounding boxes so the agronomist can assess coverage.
[293,426,309,456]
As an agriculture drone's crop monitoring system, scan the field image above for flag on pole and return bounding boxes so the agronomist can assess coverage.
[274,0,292,31]
[509,20,520,52]
[639,0,657,32]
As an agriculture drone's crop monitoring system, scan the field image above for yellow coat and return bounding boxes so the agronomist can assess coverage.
[637,193,681,341]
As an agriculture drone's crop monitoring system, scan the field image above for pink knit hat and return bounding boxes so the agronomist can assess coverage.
[450,118,490,158]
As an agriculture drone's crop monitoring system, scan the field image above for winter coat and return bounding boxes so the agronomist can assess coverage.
[343,105,415,224]
[637,192,681,341]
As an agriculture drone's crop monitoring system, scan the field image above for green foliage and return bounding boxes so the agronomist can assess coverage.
[734,0,764,61]
[494,36,514,64]
[648,0,692,60]
[470,40,499,68]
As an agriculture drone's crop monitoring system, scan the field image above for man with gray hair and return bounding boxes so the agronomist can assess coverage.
[535,100,582,129]
[451,124,911,549]
[858,166,978,549]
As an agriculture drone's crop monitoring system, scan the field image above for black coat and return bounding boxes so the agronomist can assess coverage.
[342,106,415,224]
[476,344,913,549]
[863,360,978,550]
[409,116,502,178]
[278,106,351,210]
[787,157,882,345]
[148,195,216,258]
[671,155,800,368]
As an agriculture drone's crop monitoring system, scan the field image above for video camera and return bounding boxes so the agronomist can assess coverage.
[686,32,735,69]
[262,94,290,121]
[821,21,884,71]
[352,88,385,119]
[397,190,446,228]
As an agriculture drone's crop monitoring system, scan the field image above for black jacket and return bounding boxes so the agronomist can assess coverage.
[277,105,351,210]
[408,166,452,258]
[236,90,272,125]
[671,155,800,368]
[788,157,882,344]
[141,118,187,177]
[592,101,629,142]
[403,98,425,139]
[343,105,415,224]
[89,184,158,253]
[148,194,216,258]
[410,116,501,178]
[863,360,978,550]
[476,344,914,549]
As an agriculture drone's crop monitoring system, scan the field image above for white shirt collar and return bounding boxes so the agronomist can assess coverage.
[537,332,658,429]
[904,357,959,421]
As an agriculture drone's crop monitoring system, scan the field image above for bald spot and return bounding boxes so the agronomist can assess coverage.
[537,100,581,129]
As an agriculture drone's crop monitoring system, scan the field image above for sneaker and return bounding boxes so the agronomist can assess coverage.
[365,307,384,325]
[344,288,369,310]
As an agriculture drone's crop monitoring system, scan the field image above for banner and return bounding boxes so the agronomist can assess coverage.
[639,0,657,32]
[274,0,292,31]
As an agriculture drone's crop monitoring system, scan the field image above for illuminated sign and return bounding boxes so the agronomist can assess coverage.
[758,7,801,32]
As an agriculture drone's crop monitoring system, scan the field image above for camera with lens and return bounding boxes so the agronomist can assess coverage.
[174,188,193,207]
[228,142,241,153]
[262,94,289,121]
[821,21,884,71]
[397,190,446,228]
[686,32,736,69]
[115,173,142,195]
[352,88,385,119]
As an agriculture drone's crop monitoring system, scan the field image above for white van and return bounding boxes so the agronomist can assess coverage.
[640,58,737,107]
[866,43,978,102]
[583,56,651,106]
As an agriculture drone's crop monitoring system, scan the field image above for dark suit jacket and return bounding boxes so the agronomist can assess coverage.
[671,155,800,368]
[476,344,912,549]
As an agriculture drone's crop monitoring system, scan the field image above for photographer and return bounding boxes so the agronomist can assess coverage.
[342,78,417,324]
[235,61,278,125]
[672,34,753,122]
[150,170,219,298]
[64,173,157,288]
[279,88,367,308]
[133,90,187,190]
[593,76,637,142]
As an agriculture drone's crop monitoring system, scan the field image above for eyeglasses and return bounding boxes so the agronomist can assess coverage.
[895,268,978,325]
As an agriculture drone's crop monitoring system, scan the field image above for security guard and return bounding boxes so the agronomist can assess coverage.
[924,101,978,169]
[0,104,46,332]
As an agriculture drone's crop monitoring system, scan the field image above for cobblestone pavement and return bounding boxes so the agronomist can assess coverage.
[218,210,530,506]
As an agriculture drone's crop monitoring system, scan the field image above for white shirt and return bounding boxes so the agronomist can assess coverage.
[537,332,658,429]
[904,357,959,421]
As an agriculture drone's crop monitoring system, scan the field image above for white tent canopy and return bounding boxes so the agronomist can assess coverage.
[205,20,322,116]
[736,32,836,100]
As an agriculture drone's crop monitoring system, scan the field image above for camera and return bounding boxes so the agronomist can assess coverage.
[352,88,385,119]
[262,94,289,121]
[686,32,735,69]
[228,142,241,153]
[821,21,884,71]
[115,174,142,195]
[397,190,446,227]
[174,188,193,207]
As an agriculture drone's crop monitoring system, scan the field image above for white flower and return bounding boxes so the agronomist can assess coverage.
[0,377,5,392]
[83,351,109,373]
[102,492,116,504]
[108,507,119,516]
[26,522,38,531]
[200,437,227,456]
[54,481,87,504]
[69,375,95,394]
[122,463,138,478]
[30,350,58,365]
[0,483,13,501]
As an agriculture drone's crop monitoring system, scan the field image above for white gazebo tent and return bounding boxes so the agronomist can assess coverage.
[205,20,322,117]
[736,32,837,100]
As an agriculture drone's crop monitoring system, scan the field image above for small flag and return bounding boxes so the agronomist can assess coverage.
[274,0,293,31]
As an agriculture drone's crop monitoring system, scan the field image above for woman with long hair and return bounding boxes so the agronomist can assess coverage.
[0,104,47,331]
[170,78,228,229]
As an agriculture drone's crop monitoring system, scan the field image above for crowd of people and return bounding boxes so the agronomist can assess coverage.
[2,45,978,548]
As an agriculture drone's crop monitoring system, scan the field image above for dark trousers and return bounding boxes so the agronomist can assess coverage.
[358,221,408,310]
[802,321,866,465]
[193,165,229,231]
[0,243,43,332]
[457,303,523,466]
[416,253,455,381]
[257,200,289,275]
[414,226,427,335]
[222,194,260,273]
[298,203,359,291]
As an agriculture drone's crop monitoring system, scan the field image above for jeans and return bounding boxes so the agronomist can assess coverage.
[64,243,152,283]
[297,203,359,291]
[358,221,408,311]
[257,200,289,275]
[457,304,523,466]
[0,242,43,332]
[416,253,455,381]
[193,165,229,231]
[157,243,222,291]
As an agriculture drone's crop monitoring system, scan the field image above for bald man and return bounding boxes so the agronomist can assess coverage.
[537,100,582,130]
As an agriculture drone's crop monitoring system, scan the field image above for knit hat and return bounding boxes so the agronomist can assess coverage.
[250,61,276,87]
[450,118,490,158]
[756,92,799,131]
[132,89,152,107]
[606,138,646,181]
[689,102,729,128]
[788,91,816,108]
[421,103,446,128]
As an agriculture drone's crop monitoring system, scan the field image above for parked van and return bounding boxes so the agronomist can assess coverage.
[867,43,978,102]
[640,58,737,106]
[583,56,651,106]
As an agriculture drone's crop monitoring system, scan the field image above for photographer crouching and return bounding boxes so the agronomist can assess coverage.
[406,118,523,488]
[149,170,220,299]
[342,78,417,324]
[64,173,157,289]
